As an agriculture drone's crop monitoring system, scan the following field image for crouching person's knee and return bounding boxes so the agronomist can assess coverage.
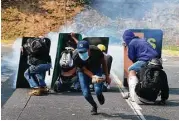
[128,70,137,77]
[94,86,102,96]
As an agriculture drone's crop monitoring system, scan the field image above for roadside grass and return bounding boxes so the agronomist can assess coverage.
[162,45,179,56]
[1,40,15,45]
[163,45,179,51]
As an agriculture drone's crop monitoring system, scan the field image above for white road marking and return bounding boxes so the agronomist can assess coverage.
[111,71,146,120]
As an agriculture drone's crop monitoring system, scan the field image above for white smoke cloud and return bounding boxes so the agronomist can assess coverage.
[2,38,22,88]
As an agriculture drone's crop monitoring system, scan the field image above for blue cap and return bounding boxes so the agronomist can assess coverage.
[77,40,89,52]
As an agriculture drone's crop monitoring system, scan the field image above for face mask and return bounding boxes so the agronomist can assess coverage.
[79,51,89,61]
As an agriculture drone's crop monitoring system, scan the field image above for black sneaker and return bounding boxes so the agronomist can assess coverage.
[91,106,98,115]
[97,94,105,105]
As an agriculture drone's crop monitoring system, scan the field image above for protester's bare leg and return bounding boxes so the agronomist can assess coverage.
[128,70,138,102]
[129,70,136,77]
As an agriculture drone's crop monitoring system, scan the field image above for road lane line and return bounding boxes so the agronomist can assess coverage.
[111,72,146,120]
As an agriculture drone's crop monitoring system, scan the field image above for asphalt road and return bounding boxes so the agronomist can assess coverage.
[1,45,179,120]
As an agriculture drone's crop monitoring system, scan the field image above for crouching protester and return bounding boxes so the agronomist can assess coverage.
[72,40,111,115]
[54,47,80,92]
[22,37,51,96]
[53,33,80,92]
[123,30,169,104]
[135,58,169,105]
[97,44,113,91]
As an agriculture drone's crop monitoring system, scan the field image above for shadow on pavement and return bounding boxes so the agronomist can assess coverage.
[138,100,179,107]
[48,91,82,96]
[99,112,168,120]
[165,101,179,107]
[99,113,137,120]
[169,88,179,95]
[143,115,169,120]
[1,74,16,106]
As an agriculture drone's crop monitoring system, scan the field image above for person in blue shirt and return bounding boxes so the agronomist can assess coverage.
[123,30,158,102]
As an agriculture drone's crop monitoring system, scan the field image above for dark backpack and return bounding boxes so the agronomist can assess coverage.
[24,37,50,56]
[135,59,169,102]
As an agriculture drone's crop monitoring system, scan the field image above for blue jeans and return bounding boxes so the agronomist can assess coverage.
[24,64,51,88]
[78,68,103,107]
[128,61,146,72]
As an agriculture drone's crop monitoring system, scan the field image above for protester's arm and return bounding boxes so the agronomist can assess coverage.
[71,32,78,44]
[82,67,94,78]
[101,56,111,84]
[82,67,106,83]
